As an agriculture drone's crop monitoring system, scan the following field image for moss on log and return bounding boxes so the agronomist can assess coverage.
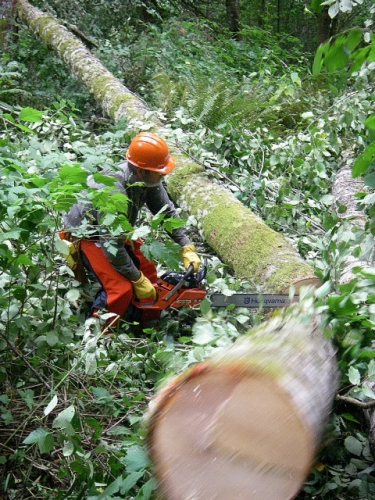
[14,0,151,123]
[15,0,321,291]
[147,300,339,500]
[166,158,320,291]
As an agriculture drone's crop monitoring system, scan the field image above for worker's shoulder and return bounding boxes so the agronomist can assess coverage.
[87,161,129,189]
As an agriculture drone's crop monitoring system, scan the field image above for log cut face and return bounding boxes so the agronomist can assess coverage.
[147,304,339,500]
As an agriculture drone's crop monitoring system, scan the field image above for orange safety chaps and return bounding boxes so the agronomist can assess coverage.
[80,239,158,323]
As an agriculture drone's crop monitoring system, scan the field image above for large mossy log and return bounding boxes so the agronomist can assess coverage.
[15,0,320,291]
[147,301,338,500]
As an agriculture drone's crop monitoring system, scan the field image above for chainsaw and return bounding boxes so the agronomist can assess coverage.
[132,263,298,318]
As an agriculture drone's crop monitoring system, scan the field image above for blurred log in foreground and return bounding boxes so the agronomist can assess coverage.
[147,300,339,500]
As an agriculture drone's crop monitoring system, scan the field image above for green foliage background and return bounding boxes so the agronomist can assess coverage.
[1,0,375,499]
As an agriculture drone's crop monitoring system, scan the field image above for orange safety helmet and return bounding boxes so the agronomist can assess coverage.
[126,132,175,174]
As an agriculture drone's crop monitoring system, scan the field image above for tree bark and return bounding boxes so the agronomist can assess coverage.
[15,0,321,293]
[0,0,14,47]
[225,0,241,39]
[147,302,339,500]
[317,7,339,45]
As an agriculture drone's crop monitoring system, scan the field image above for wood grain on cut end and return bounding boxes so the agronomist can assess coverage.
[149,369,313,500]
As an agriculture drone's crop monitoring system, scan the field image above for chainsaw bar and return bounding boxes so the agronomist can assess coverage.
[210,293,298,308]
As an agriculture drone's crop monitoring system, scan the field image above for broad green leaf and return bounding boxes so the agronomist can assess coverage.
[85,352,97,375]
[19,107,43,122]
[119,471,144,494]
[358,267,375,280]
[348,366,361,385]
[368,359,375,378]
[341,413,359,423]
[23,428,50,444]
[314,281,331,299]
[18,389,34,410]
[38,432,54,454]
[63,439,75,456]
[44,395,58,416]
[92,172,117,186]
[66,288,81,302]
[364,172,375,188]
[200,298,211,315]
[132,225,151,240]
[352,142,375,177]
[58,165,87,185]
[364,114,375,131]
[122,446,150,473]
[46,331,59,347]
[192,322,217,345]
[0,228,23,242]
[139,477,158,500]
[361,385,375,399]
[52,405,75,429]
[328,1,339,18]
[344,436,362,456]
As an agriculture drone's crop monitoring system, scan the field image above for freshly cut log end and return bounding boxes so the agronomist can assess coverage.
[147,304,338,500]
[148,368,314,500]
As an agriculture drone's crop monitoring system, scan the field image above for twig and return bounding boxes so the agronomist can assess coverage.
[0,332,51,391]
[175,143,244,192]
[336,393,375,409]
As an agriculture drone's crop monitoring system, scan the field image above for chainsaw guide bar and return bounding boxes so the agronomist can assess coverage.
[210,293,298,308]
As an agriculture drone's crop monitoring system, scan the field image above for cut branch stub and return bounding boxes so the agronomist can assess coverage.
[147,303,339,500]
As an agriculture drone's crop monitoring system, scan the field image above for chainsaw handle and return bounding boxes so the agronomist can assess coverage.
[163,264,194,301]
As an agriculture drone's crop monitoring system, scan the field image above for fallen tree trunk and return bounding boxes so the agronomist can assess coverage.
[15,0,321,292]
[147,301,339,500]
[332,162,368,284]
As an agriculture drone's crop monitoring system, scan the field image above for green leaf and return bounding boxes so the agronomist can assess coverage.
[348,366,361,385]
[0,228,23,242]
[19,107,43,122]
[364,172,375,188]
[364,114,375,131]
[122,446,150,473]
[58,165,88,185]
[63,439,75,457]
[119,471,144,494]
[368,359,375,378]
[344,436,363,456]
[52,405,75,429]
[341,413,359,423]
[192,322,217,345]
[18,389,34,410]
[23,428,50,444]
[38,432,54,454]
[352,142,375,177]
[358,267,375,280]
[200,298,211,315]
[92,172,117,186]
[44,395,58,416]
[139,477,158,500]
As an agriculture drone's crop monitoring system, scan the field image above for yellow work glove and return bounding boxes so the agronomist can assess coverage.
[61,240,78,270]
[181,244,201,273]
[132,272,157,300]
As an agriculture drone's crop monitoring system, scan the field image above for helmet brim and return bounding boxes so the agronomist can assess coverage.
[126,151,175,174]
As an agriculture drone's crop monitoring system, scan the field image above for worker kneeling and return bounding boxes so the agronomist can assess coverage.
[61,132,200,327]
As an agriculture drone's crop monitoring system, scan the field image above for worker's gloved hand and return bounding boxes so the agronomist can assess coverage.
[132,272,157,300]
[181,244,201,273]
[61,240,78,270]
